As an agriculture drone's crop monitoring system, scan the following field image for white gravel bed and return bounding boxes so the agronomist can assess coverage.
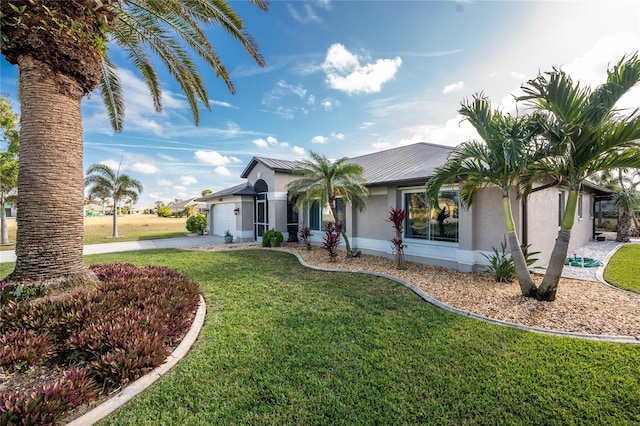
[537,240,623,282]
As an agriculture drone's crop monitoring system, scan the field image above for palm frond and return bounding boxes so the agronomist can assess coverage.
[99,56,125,132]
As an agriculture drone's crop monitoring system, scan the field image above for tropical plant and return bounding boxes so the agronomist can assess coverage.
[518,52,640,301]
[0,95,19,246]
[183,204,196,218]
[483,237,540,283]
[155,201,171,218]
[388,207,407,270]
[298,223,312,250]
[84,163,143,238]
[611,170,640,242]
[425,93,539,297]
[0,0,267,288]
[287,152,368,258]
[201,189,212,196]
[322,222,342,261]
[261,228,283,247]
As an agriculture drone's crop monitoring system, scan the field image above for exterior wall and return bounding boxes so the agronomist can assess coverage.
[527,187,596,267]
[205,195,255,242]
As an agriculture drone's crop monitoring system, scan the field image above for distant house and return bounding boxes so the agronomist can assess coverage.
[198,143,612,272]
[168,197,207,216]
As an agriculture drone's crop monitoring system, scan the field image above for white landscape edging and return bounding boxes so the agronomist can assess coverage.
[67,294,207,426]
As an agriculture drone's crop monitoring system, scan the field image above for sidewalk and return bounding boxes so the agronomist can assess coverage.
[0,235,229,263]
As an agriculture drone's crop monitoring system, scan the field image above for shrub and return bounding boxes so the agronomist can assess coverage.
[299,223,312,250]
[0,263,201,423]
[186,213,207,233]
[323,222,342,261]
[483,238,540,282]
[261,229,283,247]
[0,368,98,426]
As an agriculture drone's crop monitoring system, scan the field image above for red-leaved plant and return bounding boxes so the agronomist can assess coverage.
[388,207,407,270]
[323,222,342,261]
[298,222,312,250]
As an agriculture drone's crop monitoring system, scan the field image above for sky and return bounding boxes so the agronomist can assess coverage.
[1,0,639,207]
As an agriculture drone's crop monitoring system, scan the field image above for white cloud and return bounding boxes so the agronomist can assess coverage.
[214,166,232,176]
[442,81,464,94]
[311,135,328,144]
[130,162,159,174]
[263,80,307,106]
[99,159,121,171]
[322,43,402,95]
[308,94,316,105]
[359,122,375,129]
[194,150,240,166]
[180,175,198,185]
[292,146,306,156]
[157,153,177,162]
[372,142,393,150]
[331,132,345,140]
[158,178,172,186]
[253,139,269,148]
[252,136,290,149]
[398,115,480,147]
[173,185,186,192]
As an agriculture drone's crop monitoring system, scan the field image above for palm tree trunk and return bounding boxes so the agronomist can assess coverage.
[329,201,352,258]
[502,195,537,297]
[537,189,579,301]
[112,197,119,238]
[5,56,97,288]
[616,209,631,242]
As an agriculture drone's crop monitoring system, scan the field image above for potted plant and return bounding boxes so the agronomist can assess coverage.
[186,213,207,235]
[261,228,283,247]
[224,229,234,243]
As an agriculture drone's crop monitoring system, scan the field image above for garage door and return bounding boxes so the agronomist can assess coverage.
[212,203,236,236]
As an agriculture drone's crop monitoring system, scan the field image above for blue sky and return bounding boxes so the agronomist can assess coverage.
[1,0,639,207]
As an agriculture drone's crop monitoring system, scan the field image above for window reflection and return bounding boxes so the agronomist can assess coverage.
[405,190,459,242]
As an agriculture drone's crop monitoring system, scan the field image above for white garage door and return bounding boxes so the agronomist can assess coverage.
[212,203,236,236]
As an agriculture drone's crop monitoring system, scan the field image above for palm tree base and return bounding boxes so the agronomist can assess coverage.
[3,267,99,298]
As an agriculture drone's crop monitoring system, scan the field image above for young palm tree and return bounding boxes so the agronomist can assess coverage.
[519,53,640,301]
[0,95,20,245]
[1,0,267,287]
[85,163,143,238]
[287,152,368,258]
[426,94,538,297]
[611,170,640,242]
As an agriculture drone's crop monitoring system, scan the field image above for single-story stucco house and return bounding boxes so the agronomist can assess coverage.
[197,143,612,272]
[168,197,207,216]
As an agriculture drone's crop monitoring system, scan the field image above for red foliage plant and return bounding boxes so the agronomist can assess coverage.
[323,222,343,261]
[388,207,407,270]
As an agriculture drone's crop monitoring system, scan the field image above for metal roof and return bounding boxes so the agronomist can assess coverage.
[350,143,455,186]
[240,157,299,178]
[196,183,257,201]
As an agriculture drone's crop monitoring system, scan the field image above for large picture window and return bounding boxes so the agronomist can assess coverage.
[309,199,346,231]
[405,190,459,242]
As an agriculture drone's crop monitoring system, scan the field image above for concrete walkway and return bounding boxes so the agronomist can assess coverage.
[0,235,231,263]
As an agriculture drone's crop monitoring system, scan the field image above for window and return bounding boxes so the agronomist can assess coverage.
[405,190,459,242]
[558,192,565,226]
[309,199,346,231]
[578,194,583,219]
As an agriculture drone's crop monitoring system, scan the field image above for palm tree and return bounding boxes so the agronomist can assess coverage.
[519,53,640,301]
[1,0,267,287]
[85,163,143,238]
[611,170,640,242]
[287,152,368,258]
[0,95,20,245]
[426,94,538,297]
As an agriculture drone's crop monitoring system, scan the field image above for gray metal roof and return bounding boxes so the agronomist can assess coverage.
[350,143,455,186]
[196,183,257,201]
[240,157,299,178]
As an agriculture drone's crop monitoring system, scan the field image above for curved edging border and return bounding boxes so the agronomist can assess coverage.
[67,294,207,426]
[284,251,640,345]
[595,241,640,296]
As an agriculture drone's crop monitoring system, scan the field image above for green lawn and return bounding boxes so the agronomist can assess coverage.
[1,249,638,424]
[604,244,640,293]
[0,215,188,250]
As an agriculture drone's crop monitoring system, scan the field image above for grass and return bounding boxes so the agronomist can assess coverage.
[604,244,640,293]
[0,215,188,250]
[3,249,636,425]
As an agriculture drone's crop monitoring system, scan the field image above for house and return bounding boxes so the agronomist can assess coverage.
[197,143,612,272]
[168,197,207,216]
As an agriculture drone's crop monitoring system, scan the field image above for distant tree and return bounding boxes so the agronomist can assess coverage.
[0,95,19,245]
[183,204,196,218]
[85,163,143,238]
[155,201,171,218]
[287,152,368,258]
[201,189,212,196]
[519,53,640,301]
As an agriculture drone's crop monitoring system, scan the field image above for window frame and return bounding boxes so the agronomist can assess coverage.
[403,186,459,244]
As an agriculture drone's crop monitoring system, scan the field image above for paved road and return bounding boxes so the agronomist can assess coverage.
[0,235,231,263]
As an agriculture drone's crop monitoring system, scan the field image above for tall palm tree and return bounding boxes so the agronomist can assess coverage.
[1,0,267,287]
[287,152,368,258]
[85,163,143,238]
[519,53,640,301]
[0,95,20,245]
[426,94,538,297]
[611,170,640,242]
